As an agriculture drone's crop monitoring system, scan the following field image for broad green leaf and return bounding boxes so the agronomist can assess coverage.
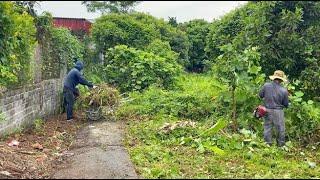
[200,118,228,137]
[294,91,304,98]
[120,68,126,72]
[179,137,193,145]
[248,65,261,74]
[307,100,314,105]
[204,145,225,155]
[135,85,141,90]
[294,97,302,102]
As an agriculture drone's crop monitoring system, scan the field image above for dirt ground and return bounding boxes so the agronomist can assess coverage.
[0,113,87,179]
[0,112,138,179]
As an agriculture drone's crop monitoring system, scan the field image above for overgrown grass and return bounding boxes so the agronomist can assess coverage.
[117,73,227,121]
[124,115,320,178]
[120,73,320,178]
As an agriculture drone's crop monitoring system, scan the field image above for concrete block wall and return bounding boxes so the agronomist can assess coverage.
[0,78,63,135]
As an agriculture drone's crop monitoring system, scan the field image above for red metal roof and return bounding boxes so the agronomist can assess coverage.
[53,17,92,34]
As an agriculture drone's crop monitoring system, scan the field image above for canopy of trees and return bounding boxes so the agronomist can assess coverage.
[179,19,210,72]
[91,12,190,67]
[82,1,140,14]
[205,1,320,99]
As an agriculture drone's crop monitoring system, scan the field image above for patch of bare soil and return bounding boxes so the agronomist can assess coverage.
[0,112,87,179]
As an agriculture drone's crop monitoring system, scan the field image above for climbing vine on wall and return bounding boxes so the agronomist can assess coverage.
[0,2,36,88]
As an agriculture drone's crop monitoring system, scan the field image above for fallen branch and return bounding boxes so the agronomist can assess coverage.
[5,165,23,174]
[0,171,14,178]
[17,151,37,155]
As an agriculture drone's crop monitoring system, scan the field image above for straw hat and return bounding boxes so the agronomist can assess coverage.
[269,70,287,82]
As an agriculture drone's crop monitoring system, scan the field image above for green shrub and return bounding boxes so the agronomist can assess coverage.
[91,12,190,65]
[130,13,190,64]
[146,39,179,63]
[0,2,36,87]
[91,13,156,52]
[104,45,182,92]
[34,118,44,134]
[285,87,320,143]
[50,27,84,71]
[179,19,210,72]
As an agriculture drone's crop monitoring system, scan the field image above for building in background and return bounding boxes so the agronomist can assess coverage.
[53,17,93,39]
[52,17,102,62]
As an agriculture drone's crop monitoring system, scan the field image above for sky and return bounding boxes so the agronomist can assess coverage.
[35,1,247,23]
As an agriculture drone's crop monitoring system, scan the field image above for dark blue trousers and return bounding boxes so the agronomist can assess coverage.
[264,109,285,146]
[63,87,75,120]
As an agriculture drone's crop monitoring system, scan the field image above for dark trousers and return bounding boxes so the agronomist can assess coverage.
[264,109,285,146]
[63,87,75,120]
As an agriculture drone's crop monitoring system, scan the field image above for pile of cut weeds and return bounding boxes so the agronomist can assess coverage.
[0,113,87,179]
[76,83,121,121]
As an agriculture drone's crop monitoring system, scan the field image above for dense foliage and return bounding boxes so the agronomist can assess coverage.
[36,12,84,79]
[14,1,38,17]
[92,13,157,52]
[50,28,84,71]
[0,2,36,88]
[128,13,190,63]
[179,19,210,72]
[103,45,182,92]
[285,81,320,143]
[205,1,320,99]
[0,3,83,86]
[82,1,140,14]
[91,12,190,66]
[146,39,179,63]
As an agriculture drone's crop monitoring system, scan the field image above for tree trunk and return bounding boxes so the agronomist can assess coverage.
[231,86,237,132]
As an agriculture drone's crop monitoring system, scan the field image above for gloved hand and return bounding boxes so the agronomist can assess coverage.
[93,85,98,89]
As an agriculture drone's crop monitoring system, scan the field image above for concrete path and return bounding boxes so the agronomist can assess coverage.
[52,120,138,179]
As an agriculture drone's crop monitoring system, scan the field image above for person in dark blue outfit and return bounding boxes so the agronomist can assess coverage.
[63,60,94,121]
[259,70,289,147]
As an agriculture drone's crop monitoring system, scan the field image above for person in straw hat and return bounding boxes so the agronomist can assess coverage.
[259,70,289,147]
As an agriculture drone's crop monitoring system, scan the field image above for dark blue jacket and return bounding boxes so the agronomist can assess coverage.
[259,81,289,109]
[63,61,93,93]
